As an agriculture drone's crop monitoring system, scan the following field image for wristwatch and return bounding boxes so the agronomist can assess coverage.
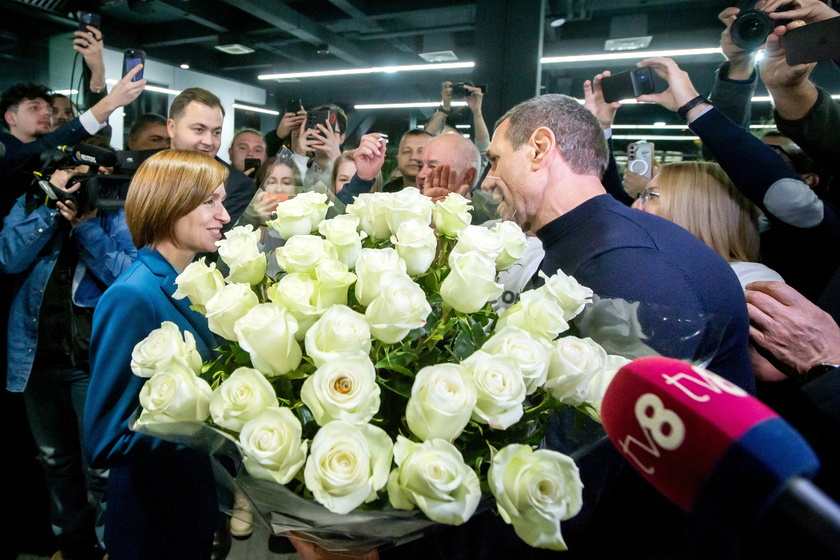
[802,363,840,383]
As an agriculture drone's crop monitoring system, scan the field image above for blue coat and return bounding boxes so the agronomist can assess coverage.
[84,248,219,559]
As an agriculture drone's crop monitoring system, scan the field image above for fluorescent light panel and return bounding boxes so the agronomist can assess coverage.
[105,79,181,96]
[53,89,79,95]
[232,103,279,115]
[355,101,468,110]
[259,61,474,81]
[613,134,700,141]
[542,47,722,64]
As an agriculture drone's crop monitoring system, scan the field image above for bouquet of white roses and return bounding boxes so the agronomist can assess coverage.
[129,188,630,551]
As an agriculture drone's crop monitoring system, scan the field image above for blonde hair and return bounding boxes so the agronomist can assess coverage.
[125,150,228,248]
[654,162,760,263]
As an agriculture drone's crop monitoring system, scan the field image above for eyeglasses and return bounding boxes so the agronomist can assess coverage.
[639,188,660,207]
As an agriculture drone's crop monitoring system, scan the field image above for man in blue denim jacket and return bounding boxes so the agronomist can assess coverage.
[0,165,137,559]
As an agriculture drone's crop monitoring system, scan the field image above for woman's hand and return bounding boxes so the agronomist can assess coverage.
[354,133,387,181]
[583,71,620,130]
[636,57,704,115]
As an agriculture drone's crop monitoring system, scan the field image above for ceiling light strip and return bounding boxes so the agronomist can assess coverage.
[232,103,280,115]
[105,79,182,96]
[259,61,475,81]
[541,47,722,64]
[613,135,700,141]
[355,101,468,110]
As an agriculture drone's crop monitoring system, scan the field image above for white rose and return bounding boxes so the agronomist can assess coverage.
[205,283,259,342]
[582,354,630,423]
[385,187,434,235]
[350,193,392,240]
[433,193,472,237]
[304,421,393,514]
[440,251,503,313]
[489,444,583,551]
[239,407,307,485]
[130,321,203,378]
[391,219,437,276]
[313,258,357,308]
[482,326,554,394]
[304,305,372,368]
[318,214,366,268]
[233,303,302,377]
[215,225,267,285]
[538,270,594,321]
[461,351,526,429]
[300,355,380,426]
[451,225,503,264]
[387,436,480,525]
[492,221,529,271]
[365,274,432,344]
[544,336,607,406]
[496,290,569,340]
[173,258,225,310]
[405,364,477,441]
[267,274,325,340]
[354,248,408,307]
[268,192,332,239]
[267,197,313,239]
[136,358,212,429]
[209,366,277,431]
[275,235,336,276]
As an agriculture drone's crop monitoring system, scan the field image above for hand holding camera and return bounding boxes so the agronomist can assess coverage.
[635,57,706,117]
[277,99,306,139]
[583,71,621,130]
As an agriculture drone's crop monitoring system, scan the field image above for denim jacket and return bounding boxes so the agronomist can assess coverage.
[0,194,137,392]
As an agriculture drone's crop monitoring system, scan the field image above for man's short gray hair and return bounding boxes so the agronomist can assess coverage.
[498,94,608,177]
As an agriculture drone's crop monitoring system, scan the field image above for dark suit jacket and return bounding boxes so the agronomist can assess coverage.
[85,248,219,559]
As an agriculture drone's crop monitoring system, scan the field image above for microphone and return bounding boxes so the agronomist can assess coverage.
[58,143,117,168]
[601,356,840,554]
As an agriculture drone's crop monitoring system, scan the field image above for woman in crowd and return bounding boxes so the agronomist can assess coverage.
[84,150,229,558]
[635,161,784,289]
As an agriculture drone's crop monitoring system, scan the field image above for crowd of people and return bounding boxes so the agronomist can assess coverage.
[1,0,840,558]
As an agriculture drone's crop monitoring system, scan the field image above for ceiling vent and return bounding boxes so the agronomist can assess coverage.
[214,43,255,55]
[419,50,459,63]
[604,36,653,52]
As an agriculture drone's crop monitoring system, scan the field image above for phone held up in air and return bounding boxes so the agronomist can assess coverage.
[600,67,655,104]
[784,17,840,65]
[286,99,303,114]
[76,11,101,32]
[122,49,146,82]
[627,141,654,179]
[305,109,337,139]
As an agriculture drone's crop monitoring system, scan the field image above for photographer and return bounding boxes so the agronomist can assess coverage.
[292,103,347,190]
[425,81,491,165]
[0,149,137,559]
[0,67,145,221]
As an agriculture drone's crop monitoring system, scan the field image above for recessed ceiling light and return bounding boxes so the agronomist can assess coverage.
[180,63,190,69]
[550,18,566,28]
[215,43,255,55]
[419,50,460,63]
[605,36,653,52]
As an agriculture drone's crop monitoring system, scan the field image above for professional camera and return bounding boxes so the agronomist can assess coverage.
[730,2,792,51]
[33,144,155,212]
[451,81,487,99]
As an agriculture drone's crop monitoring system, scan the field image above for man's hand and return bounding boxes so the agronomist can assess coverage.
[583,71,620,130]
[353,133,387,180]
[464,85,484,116]
[307,123,343,162]
[423,164,467,202]
[759,0,840,23]
[73,25,106,87]
[758,22,819,119]
[276,109,306,140]
[718,7,757,80]
[636,57,706,117]
[745,281,840,378]
[49,172,97,226]
[89,65,145,124]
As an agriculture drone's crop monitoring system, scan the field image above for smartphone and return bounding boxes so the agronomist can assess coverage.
[243,158,261,175]
[122,49,146,82]
[627,141,654,179]
[285,99,302,114]
[262,193,294,205]
[601,67,655,104]
[305,109,337,132]
[76,11,101,32]
[785,17,840,65]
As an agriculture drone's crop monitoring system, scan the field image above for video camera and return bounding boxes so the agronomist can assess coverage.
[33,144,156,212]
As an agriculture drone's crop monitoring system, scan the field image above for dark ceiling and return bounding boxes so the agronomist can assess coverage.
[3,0,840,152]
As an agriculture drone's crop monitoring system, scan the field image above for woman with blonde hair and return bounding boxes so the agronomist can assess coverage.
[637,161,783,288]
[84,150,230,558]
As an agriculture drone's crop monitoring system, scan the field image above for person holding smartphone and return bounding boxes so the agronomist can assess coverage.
[227,128,267,176]
[291,103,347,190]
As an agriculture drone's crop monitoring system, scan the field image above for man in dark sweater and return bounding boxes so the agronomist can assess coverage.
[481,93,755,558]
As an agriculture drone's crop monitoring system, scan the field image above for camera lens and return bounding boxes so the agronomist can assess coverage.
[730,9,772,51]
